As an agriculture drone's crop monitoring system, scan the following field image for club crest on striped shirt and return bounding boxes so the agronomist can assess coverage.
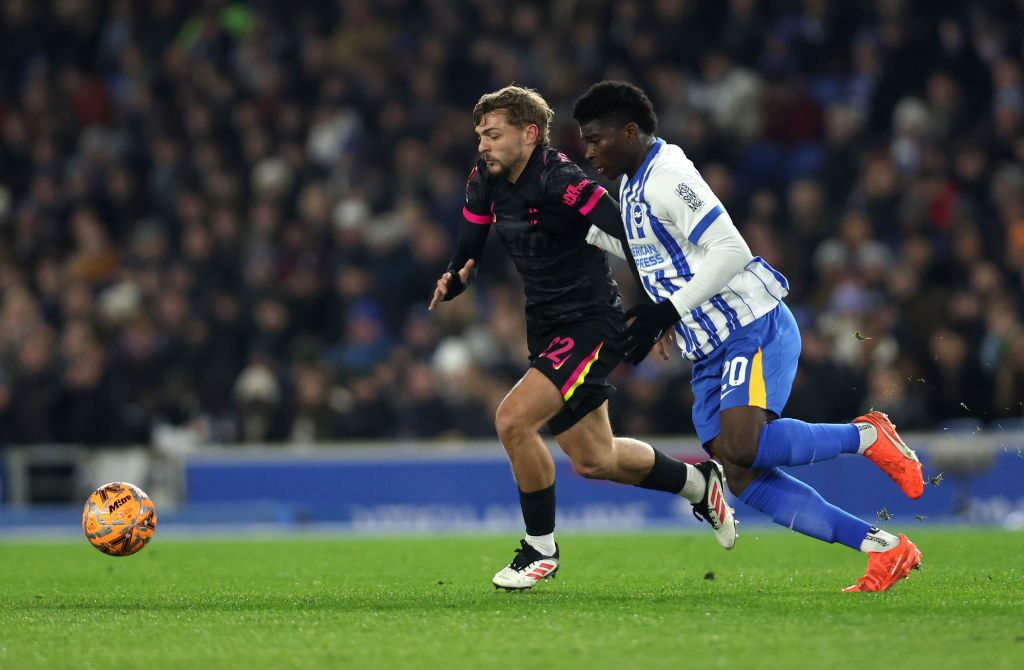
[629,202,647,238]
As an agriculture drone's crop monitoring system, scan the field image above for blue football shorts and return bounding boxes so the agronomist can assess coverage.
[690,302,801,447]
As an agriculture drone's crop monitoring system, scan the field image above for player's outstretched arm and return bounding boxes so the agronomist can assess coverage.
[583,192,629,259]
[582,193,675,364]
[429,259,476,311]
[582,193,663,315]
[586,225,626,260]
[432,166,493,310]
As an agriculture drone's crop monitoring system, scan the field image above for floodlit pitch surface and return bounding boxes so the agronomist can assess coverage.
[1,530,1020,669]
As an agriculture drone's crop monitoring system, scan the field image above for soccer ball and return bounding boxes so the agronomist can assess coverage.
[82,482,157,556]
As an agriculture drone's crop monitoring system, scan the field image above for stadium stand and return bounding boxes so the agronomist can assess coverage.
[1,0,1023,446]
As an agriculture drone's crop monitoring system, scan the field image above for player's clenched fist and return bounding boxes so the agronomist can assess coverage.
[428,259,476,310]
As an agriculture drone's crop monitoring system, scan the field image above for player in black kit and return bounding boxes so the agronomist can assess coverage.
[429,86,736,590]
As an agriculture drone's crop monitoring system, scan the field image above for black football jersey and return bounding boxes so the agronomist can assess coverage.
[463,146,624,326]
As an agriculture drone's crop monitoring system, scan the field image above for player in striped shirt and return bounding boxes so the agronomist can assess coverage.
[574,81,924,592]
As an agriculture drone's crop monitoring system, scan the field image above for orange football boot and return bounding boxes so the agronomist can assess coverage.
[854,411,924,499]
[843,534,922,592]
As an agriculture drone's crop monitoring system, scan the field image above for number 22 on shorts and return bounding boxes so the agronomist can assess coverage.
[539,336,575,370]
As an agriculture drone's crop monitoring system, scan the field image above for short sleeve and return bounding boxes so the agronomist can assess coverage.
[648,169,727,246]
[545,157,609,218]
[463,164,492,225]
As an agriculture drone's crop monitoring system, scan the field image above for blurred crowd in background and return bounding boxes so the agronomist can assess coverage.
[2,0,1024,447]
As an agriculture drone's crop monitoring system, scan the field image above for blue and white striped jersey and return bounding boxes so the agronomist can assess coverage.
[590,138,789,361]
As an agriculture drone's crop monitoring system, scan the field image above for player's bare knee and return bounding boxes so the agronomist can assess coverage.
[732,443,758,469]
[494,401,525,445]
[716,413,763,467]
[713,435,757,469]
[716,408,767,464]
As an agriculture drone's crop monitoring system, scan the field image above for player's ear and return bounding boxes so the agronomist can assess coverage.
[624,122,640,143]
[524,123,540,145]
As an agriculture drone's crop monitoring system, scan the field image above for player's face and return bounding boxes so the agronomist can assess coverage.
[475,111,536,178]
[579,120,632,180]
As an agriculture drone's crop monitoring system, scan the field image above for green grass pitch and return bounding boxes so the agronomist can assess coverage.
[1,529,1021,669]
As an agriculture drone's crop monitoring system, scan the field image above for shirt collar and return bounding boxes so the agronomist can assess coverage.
[628,137,664,188]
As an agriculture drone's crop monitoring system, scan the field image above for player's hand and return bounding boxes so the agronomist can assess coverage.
[654,328,675,361]
[614,300,681,365]
[428,259,476,310]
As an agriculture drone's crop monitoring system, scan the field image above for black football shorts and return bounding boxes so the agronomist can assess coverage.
[527,317,624,435]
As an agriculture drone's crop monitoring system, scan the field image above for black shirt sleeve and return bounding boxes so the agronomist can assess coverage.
[442,165,492,301]
[584,192,627,246]
[544,153,628,246]
[544,154,611,221]
[462,164,492,224]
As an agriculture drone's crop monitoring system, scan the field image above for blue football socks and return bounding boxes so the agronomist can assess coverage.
[752,419,860,469]
[738,467,871,550]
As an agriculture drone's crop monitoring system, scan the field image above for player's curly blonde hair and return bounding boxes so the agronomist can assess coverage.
[473,85,553,145]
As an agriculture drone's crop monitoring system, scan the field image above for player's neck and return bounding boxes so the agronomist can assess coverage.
[506,160,528,184]
[505,144,540,184]
[625,136,657,180]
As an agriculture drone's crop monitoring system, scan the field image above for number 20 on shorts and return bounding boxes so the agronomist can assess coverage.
[721,355,748,390]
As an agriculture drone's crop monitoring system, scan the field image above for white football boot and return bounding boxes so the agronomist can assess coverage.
[690,460,738,550]
[492,539,560,591]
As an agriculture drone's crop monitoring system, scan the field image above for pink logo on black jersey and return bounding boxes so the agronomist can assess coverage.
[528,207,540,226]
[562,179,590,206]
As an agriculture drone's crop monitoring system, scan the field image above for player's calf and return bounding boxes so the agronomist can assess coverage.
[569,452,619,480]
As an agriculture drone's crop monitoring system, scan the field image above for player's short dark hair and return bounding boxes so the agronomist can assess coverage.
[473,85,553,145]
[572,81,658,135]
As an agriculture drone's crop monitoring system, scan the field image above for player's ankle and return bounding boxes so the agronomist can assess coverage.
[678,463,706,502]
[854,421,877,454]
[524,533,556,556]
[859,527,900,553]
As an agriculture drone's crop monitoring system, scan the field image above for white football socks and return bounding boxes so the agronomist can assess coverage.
[860,527,900,553]
[855,422,877,454]
[524,533,556,557]
[679,463,707,503]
